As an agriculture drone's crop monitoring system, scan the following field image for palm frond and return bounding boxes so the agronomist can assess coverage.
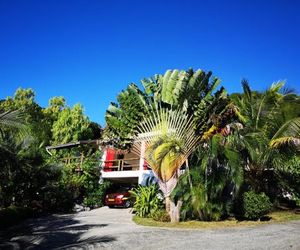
[270,137,300,148]
[133,107,200,182]
[270,117,300,148]
[0,110,28,139]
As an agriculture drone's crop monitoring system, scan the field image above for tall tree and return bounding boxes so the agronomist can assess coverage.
[105,68,232,221]
[51,103,92,145]
[230,80,300,197]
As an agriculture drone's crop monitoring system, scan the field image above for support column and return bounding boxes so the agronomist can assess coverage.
[138,141,145,184]
[99,147,107,184]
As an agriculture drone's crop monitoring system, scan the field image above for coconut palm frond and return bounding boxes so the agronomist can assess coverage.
[270,137,300,148]
[272,117,300,139]
[0,110,28,139]
[270,117,300,148]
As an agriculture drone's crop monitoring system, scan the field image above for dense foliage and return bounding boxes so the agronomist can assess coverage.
[0,88,103,214]
[1,68,299,226]
[169,79,300,221]
[105,68,235,222]
[105,69,231,149]
[171,134,243,221]
[83,180,112,208]
[106,71,299,222]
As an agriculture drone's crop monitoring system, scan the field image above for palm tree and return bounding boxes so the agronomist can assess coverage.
[105,68,229,149]
[231,80,299,195]
[132,108,197,222]
[105,68,233,222]
[0,110,26,133]
[132,103,232,222]
[0,110,28,143]
[171,133,243,221]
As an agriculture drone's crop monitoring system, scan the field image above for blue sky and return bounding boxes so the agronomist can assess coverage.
[1,0,299,125]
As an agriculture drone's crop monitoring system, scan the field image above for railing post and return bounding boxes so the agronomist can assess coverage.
[138,140,146,184]
[121,159,124,171]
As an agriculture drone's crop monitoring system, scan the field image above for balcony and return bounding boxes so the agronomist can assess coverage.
[101,157,152,182]
[102,157,140,172]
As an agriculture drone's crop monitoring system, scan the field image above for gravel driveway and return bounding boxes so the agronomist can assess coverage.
[0,207,299,250]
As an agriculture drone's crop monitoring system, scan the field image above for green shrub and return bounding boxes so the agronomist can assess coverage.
[243,191,272,220]
[130,184,163,218]
[150,209,170,222]
[83,180,112,208]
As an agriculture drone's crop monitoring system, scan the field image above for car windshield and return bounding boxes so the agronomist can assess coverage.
[115,187,131,193]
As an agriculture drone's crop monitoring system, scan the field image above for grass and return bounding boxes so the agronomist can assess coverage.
[133,210,300,229]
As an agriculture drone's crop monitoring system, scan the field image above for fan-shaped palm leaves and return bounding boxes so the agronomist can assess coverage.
[105,68,234,221]
[140,68,221,112]
[132,108,199,197]
[105,68,229,149]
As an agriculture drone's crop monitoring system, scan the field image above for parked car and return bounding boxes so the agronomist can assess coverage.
[105,187,133,208]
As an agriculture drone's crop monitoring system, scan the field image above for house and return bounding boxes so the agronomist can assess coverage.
[46,138,155,186]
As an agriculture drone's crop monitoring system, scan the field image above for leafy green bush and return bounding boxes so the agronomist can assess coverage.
[243,191,272,220]
[83,180,112,208]
[130,184,163,218]
[150,209,170,222]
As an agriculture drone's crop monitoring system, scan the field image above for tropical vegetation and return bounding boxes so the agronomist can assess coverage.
[0,88,106,222]
[130,184,164,218]
[1,67,299,228]
[105,69,300,222]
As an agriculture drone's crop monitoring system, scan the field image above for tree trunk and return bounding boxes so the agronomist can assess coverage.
[159,176,182,222]
[169,199,182,223]
[165,196,171,213]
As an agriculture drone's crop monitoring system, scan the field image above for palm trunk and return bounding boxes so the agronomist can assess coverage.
[169,199,182,223]
[165,196,182,222]
[165,196,171,213]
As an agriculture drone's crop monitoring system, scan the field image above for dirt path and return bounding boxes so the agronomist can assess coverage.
[1,207,299,249]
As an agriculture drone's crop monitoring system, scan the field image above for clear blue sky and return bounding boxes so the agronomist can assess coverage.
[1,0,299,126]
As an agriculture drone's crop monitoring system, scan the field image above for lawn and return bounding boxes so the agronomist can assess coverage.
[133,210,300,229]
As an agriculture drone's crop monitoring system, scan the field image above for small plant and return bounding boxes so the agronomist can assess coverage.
[130,184,163,218]
[150,209,171,222]
[243,191,272,220]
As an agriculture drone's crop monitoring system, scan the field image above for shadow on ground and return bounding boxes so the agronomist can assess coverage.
[0,214,116,249]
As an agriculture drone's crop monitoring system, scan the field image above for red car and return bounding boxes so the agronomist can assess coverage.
[105,187,133,208]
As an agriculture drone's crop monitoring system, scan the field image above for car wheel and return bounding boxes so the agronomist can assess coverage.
[124,200,131,208]
[108,205,114,208]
